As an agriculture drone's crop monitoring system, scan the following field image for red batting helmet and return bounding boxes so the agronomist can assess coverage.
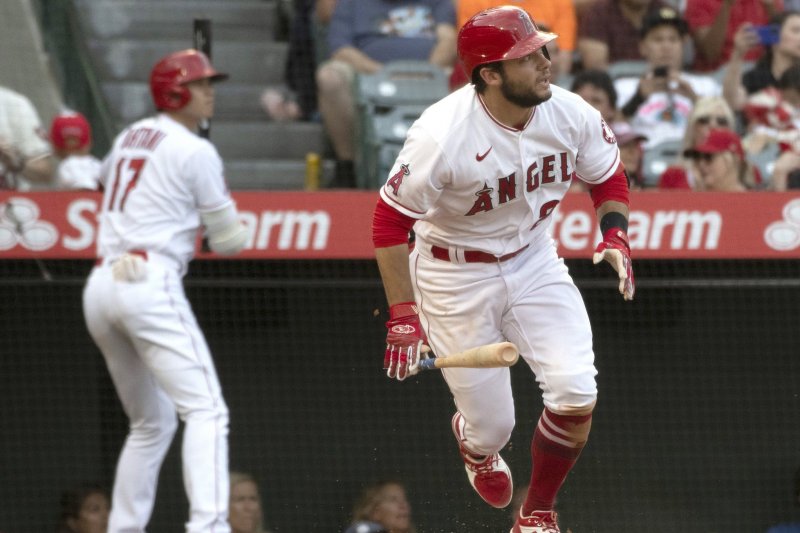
[149,49,228,111]
[457,6,558,80]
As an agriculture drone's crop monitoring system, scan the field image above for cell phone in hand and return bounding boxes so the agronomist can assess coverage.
[754,25,780,46]
[653,66,669,78]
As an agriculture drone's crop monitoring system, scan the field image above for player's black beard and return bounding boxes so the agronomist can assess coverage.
[500,76,552,108]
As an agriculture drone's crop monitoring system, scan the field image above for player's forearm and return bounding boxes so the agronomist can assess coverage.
[596,200,629,232]
[375,244,415,306]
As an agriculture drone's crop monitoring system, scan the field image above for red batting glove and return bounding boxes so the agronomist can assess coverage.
[385,302,429,381]
[593,228,635,301]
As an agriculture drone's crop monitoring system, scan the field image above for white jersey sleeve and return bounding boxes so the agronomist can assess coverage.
[186,144,234,214]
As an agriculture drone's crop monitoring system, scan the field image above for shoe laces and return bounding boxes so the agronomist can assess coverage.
[466,453,500,474]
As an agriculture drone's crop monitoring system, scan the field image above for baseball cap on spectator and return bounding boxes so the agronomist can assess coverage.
[611,121,648,145]
[640,7,689,38]
[343,522,387,533]
[684,128,744,159]
[50,111,91,151]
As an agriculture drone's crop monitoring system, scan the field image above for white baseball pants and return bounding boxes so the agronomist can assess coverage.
[412,237,598,456]
[83,259,230,533]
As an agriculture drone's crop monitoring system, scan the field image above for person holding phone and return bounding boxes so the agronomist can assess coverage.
[685,0,781,72]
[722,11,800,112]
[615,7,722,148]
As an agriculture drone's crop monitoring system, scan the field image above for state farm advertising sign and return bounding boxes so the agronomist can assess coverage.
[0,191,799,259]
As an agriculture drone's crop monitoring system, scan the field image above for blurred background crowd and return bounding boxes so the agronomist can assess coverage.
[3,0,800,194]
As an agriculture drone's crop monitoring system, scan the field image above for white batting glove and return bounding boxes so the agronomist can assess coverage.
[112,253,147,282]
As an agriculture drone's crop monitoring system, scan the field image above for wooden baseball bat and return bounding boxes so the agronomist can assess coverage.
[418,342,519,371]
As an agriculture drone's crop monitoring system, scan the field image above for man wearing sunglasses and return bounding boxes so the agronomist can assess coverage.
[615,7,722,148]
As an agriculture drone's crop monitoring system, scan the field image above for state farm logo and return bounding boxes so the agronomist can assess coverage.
[764,198,800,251]
[0,197,58,251]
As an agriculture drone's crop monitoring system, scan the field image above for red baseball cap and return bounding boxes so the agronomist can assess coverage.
[50,111,91,151]
[685,128,743,158]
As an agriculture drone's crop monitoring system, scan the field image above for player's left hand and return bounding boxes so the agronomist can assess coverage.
[385,302,430,381]
[593,228,635,301]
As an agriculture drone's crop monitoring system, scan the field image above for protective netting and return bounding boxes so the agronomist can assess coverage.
[1,259,798,533]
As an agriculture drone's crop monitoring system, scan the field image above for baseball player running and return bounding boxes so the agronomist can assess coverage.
[82,49,248,533]
[372,7,634,533]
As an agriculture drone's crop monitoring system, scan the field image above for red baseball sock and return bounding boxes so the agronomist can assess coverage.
[523,408,592,514]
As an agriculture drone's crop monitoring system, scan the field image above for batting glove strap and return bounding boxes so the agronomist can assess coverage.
[389,301,419,320]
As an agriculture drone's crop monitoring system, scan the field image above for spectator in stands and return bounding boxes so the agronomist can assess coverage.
[723,11,800,111]
[49,110,101,191]
[577,0,669,70]
[456,0,577,81]
[316,0,456,187]
[571,69,619,123]
[55,482,110,533]
[743,63,800,190]
[262,0,328,122]
[658,95,736,188]
[0,85,54,189]
[229,471,273,533]
[765,466,800,533]
[616,7,722,148]
[345,480,415,533]
[613,121,650,188]
[684,0,781,73]
[683,127,758,190]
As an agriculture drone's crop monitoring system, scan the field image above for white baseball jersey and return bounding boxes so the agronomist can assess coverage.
[84,112,233,533]
[379,83,620,454]
[96,114,234,274]
[380,84,620,256]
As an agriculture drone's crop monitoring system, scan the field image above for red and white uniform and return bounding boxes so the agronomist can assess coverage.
[380,83,619,454]
[83,114,233,533]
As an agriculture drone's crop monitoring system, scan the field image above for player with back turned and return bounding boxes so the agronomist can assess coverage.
[371,7,634,533]
[82,49,248,533]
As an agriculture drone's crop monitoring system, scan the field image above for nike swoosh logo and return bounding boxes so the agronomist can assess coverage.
[476,147,492,161]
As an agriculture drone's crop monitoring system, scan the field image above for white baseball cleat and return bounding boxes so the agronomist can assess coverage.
[451,411,513,508]
[510,509,560,533]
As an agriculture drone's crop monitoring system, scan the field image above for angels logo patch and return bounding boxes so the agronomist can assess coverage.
[601,119,617,144]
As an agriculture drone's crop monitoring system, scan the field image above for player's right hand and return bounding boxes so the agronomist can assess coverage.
[385,302,429,381]
[112,253,148,283]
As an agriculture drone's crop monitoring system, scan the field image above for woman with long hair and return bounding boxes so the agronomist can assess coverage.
[658,96,738,189]
[229,471,273,533]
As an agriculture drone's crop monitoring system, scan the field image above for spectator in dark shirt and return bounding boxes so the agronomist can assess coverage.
[577,0,668,70]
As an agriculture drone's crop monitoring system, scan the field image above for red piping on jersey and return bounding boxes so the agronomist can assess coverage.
[477,93,535,131]
[373,197,416,247]
[589,162,630,210]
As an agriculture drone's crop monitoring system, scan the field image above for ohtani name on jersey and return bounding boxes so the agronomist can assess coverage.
[120,128,167,151]
[466,152,575,216]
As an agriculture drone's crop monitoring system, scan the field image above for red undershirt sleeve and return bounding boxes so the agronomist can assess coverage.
[589,162,630,210]
[372,197,416,248]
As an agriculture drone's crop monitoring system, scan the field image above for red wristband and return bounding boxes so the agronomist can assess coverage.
[389,301,418,320]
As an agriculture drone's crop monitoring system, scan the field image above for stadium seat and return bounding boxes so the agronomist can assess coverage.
[607,60,649,80]
[354,61,448,188]
[358,104,427,189]
[641,138,683,187]
[746,140,780,187]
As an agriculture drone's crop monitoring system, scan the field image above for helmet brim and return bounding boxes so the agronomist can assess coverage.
[503,30,558,62]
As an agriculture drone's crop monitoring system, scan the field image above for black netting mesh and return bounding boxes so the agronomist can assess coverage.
[1,259,798,533]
